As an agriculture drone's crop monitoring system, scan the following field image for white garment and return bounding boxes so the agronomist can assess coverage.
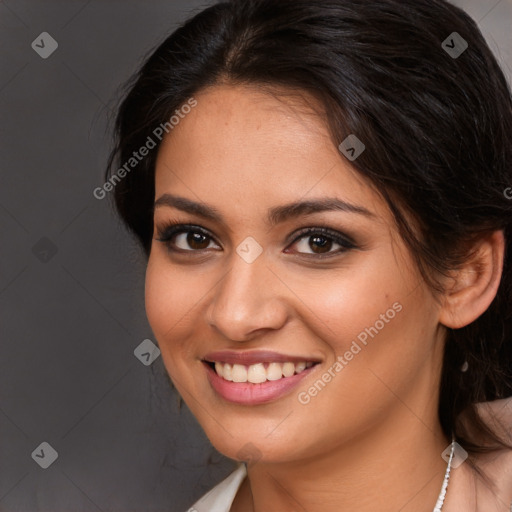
[187,463,247,512]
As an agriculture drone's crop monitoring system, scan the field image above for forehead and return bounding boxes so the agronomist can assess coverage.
[156,84,334,170]
[153,84,387,221]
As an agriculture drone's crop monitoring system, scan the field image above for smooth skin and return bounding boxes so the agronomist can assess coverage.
[145,84,505,512]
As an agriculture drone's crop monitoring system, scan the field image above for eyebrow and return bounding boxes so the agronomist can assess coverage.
[154,193,375,226]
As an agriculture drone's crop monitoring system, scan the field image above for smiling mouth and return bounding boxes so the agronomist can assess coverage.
[203,360,316,384]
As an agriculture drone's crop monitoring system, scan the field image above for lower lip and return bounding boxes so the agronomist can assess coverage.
[204,362,317,405]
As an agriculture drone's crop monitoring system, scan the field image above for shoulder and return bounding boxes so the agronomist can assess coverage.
[473,397,512,509]
[186,463,247,512]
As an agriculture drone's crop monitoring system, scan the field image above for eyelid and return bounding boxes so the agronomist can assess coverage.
[287,226,356,248]
[155,223,221,248]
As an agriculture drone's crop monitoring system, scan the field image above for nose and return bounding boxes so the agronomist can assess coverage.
[206,250,289,342]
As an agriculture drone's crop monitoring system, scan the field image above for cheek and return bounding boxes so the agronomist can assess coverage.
[287,252,434,393]
[287,258,405,355]
[144,256,207,362]
[286,279,435,445]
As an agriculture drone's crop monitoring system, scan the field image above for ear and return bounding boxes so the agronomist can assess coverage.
[439,230,505,329]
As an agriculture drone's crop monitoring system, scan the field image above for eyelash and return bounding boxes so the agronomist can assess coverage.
[154,222,357,259]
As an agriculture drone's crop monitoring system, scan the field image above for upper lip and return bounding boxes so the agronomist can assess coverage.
[203,350,321,366]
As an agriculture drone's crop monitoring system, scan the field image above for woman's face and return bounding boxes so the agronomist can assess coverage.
[146,84,446,464]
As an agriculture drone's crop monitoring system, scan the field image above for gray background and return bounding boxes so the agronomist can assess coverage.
[0,1,511,511]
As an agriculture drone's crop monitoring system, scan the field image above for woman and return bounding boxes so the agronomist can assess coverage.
[105,0,512,510]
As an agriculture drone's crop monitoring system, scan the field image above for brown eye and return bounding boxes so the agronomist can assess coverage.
[286,227,356,257]
[308,235,333,254]
[168,231,217,251]
[155,224,220,253]
[185,232,211,250]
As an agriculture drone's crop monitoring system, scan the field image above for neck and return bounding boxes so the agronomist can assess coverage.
[234,409,450,512]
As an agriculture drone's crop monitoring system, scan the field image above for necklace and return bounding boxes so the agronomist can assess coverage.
[432,440,455,512]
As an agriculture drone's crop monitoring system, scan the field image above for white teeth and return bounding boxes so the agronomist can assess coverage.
[247,363,267,384]
[212,361,313,383]
[295,362,306,372]
[282,362,295,377]
[267,362,284,381]
[232,364,248,382]
[223,363,233,381]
